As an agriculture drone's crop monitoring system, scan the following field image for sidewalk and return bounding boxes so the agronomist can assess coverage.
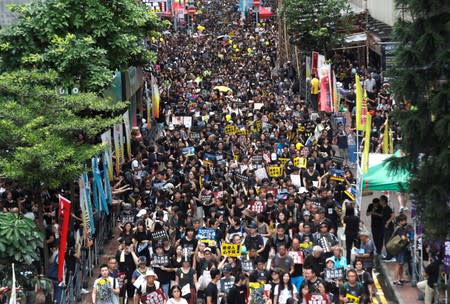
[81,227,120,303]
[380,259,421,304]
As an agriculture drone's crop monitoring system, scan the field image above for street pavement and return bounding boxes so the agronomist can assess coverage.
[360,190,423,304]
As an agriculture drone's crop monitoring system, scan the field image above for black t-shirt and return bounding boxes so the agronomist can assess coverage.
[381,205,394,229]
[344,215,360,237]
[366,203,383,227]
[115,250,136,278]
[301,277,324,294]
[205,282,218,304]
[227,284,247,304]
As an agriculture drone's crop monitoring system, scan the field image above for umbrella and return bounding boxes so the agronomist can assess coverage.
[213,86,232,92]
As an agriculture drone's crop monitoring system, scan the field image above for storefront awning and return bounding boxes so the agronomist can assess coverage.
[345,32,367,44]
[259,7,273,19]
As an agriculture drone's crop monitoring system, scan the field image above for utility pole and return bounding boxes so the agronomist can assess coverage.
[365,0,369,68]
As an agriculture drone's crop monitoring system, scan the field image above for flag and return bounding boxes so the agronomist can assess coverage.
[58,195,72,281]
[319,65,332,112]
[9,263,16,304]
[123,110,132,160]
[100,130,113,180]
[355,74,367,131]
[92,157,109,215]
[113,124,121,175]
[151,75,160,119]
[362,114,372,173]
[383,117,389,154]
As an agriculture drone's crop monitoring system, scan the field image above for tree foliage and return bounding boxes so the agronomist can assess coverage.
[389,0,450,239]
[0,70,127,190]
[0,0,165,91]
[281,0,352,53]
[0,212,44,265]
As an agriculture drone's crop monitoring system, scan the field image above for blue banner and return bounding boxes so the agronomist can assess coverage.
[92,157,109,215]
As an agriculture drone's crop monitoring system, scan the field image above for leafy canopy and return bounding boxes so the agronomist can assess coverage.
[389,0,450,239]
[281,0,352,53]
[0,70,127,189]
[0,0,165,91]
[0,212,44,265]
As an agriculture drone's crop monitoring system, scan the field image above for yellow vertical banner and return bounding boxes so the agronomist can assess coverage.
[151,74,160,119]
[355,74,366,131]
[113,124,121,175]
[383,117,389,154]
[362,114,372,173]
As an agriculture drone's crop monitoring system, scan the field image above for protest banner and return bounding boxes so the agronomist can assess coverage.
[325,268,345,280]
[278,158,289,165]
[288,250,304,265]
[225,125,237,135]
[293,157,307,168]
[267,165,283,177]
[221,243,241,257]
[197,228,216,246]
[151,230,168,242]
[249,200,265,213]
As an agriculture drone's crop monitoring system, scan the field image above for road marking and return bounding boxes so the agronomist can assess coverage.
[372,269,388,304]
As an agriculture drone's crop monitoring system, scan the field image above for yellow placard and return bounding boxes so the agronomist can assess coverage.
[200,239,216,247]
[236,129,248,136]
[278,158,289,165]
[221,243,241,257]
[225,125,237,135]
[293,157,307,169]
[233,154,239,161]
[267,165,283,177]
[345,293,360,304]
[203,160,213,167]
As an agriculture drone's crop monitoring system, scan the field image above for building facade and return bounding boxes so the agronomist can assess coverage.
[0,0,32,28]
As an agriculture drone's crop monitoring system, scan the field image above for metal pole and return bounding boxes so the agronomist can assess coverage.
[365,0,369,68]
[411,219,417,286]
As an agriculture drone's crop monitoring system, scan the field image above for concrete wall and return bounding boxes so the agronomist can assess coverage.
[0,0,32,29]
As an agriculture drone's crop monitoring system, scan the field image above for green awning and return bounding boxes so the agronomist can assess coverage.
[362,157,410,191]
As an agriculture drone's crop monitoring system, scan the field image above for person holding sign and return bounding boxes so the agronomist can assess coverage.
[338,269,365,303]
[175,258,197,304]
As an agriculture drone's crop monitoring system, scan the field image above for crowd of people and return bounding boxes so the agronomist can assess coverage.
[2,0,437,303]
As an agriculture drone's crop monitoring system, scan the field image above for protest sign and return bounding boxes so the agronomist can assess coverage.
[288,250,304,265]
[225,125,237,135]
[182,147,195,156]
[293,157,307,169]
[267,165,283,177]
[290,174,301,187]
[325,268,345,280]
[221,243,241,257]
[152,230,168,242]
[197,228,216,247]
[254,168,268,180]
[249,200,265,213]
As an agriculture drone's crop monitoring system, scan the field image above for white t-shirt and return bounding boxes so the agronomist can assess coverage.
[274,284,297,304]
[168,298,188,304]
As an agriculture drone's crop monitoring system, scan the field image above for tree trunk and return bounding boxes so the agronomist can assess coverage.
[37,197,49,276]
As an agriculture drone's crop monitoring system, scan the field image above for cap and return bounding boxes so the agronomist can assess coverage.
[155,241,164,249]
[204,247,212,252]
[144,269,157,277]
[359,230,370,237]
[303,210,311,217]
[326,257,335,264]
[247,221,257,229]
[137,209,147,218]
[222,264,232,273]
[298,187,309,194]
[138,256,147,265]
[258,272,268,280]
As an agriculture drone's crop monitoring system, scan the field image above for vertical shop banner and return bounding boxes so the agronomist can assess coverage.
[317,54,326,72]
[151,74,160,119]
[123,110,132,161]
[82,172,96,238]
[362,114,372,173]
[332,68,340,112]
[305,56,311,79]
[101,130,113,180]
[355,74,367,131]
[383,117,389,154]
[92,157,109,215]
[113,124,121,175]
[311,51,319,76]
[119,124,125,166]
[146,80,152,129]
[58,195,72,281]
[319,65,332,112]
[103,155,113,205]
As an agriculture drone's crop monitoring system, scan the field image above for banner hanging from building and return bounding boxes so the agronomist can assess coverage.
[58,195,71,281]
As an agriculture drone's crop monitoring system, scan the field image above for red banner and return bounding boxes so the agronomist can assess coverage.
[58,195,71,281]
[311,51,319,76]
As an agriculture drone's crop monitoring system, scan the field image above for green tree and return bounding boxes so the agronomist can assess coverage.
[281,0,352,53]
[389,0,450,239]
[0,70,126,190]
[0,0,165,91]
